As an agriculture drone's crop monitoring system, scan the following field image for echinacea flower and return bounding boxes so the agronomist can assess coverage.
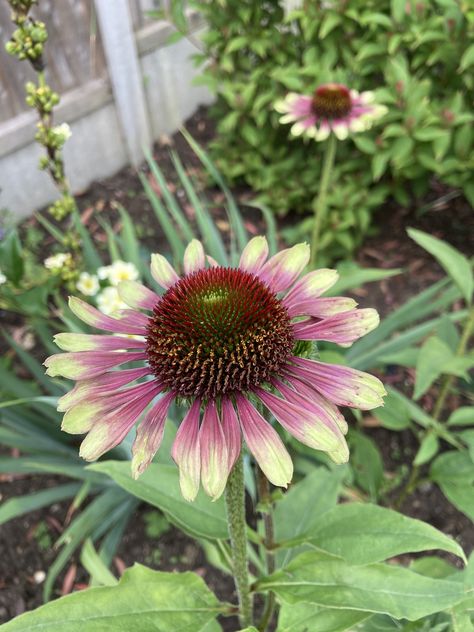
[275,83,388,141]
[45,238,385,501]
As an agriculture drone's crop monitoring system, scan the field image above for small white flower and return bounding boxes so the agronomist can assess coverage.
[97,286,128,315]
[44,253,72,271]
[97,265,112,281]
[53,123,72,142]
[76,272,99,297]
[0,270,7,285]
[107,260,140,286]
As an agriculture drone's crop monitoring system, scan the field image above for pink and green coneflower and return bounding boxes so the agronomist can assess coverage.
[276,83,388,266]
[45,238,385,501]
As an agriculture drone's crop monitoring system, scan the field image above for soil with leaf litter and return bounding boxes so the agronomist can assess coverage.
[1,106,474,627]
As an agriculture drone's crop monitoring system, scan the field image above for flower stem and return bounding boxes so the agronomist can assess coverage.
[256,468,276,632]
[310,133,337,267]
[394,303,474,510]
[225,453,253,627]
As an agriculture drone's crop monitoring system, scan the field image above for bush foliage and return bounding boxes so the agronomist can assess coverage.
[192,0,474,258]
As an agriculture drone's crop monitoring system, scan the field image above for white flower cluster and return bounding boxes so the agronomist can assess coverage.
[44,252,73,271]
[52,123,72,143]
[0,269,7,285]
[76,260,140,315]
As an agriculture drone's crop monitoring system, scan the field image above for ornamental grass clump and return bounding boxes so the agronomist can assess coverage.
[45,237,385,501]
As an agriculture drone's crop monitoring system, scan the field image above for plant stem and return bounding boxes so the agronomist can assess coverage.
[225,453,253,628]
[394,303,474,509]
[256,468,276,632]
[310,133,337,267]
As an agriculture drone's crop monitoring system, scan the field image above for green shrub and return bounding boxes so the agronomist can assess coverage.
[190,0,474,258]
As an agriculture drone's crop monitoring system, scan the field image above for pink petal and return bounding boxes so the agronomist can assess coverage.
[68,296,147,335]
[283,269,339,310]
[221,397,242,472]
[255,386,344,455]
[285,357,386,410]
[79,385,161,461]
[44,350,148,380]
[292,308,379,345]
[171,399,202,501]
[199,400,229,500]
[118,280,160,311]
[239,236,269,274]
[258,244,310,293]
[286,296,357,319]
[150,253,180,289]
[184,240,206,275]
[235,394,293,488]
[131,391,175,478]
[57,367,151,411]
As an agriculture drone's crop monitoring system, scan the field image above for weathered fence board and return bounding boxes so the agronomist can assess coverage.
[0,0,107,123]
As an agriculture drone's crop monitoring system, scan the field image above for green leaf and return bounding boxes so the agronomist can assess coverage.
[80,539,118,587]
[414,433,440,466]
[459,44,474,72]
[431,452,474,521]
[319,12,341,39]
[116,205,143,273]
[90,461,228,540]
[372,390,411,430]
[1,565,223,631]
[305,503,465,564]
[257,551,465,621]
[348,432,383,500]
[0,482,80,526]
[278,602,370,632]
[407,228,474,303]
[414,336,474,399]
[447,407,474,427]
[274,467,344,566]
[0,229,24,286]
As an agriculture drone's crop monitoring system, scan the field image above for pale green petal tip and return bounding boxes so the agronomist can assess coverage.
[179,475,199,503]
[289,242,310,270]
[44,354,80,378]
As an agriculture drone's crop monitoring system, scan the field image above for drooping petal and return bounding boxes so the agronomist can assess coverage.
[199,400,229,501]
[62,381,162,434]
[287,296,357,319]
[68,296,147,335]
[150,253,179,289]
[293,308,380,345]
[118,280,160,311]
[258,243,310,293]
[284,375,348,434]
[221,397,242,472]
[54,333,146,353]
[255,387,345,456]
[57,367,150,411]
[44,350,148,380]
[235,394,293,488]
[79,385,161,461]
[184,240,206,275]
[171,399,202,502]
[131,391,175,478]
[285,357,386,410]
[283,269,339,309]
[239,236,269,274]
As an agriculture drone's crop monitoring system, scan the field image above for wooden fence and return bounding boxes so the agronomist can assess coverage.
[0,0,211,219]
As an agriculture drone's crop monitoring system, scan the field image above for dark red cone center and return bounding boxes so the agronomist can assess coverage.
[146,267,294,399]
[312,83,352,119]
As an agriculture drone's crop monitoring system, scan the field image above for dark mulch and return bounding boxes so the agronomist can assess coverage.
[1,105,473,629]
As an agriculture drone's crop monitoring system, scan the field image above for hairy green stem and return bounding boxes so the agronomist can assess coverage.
[394,303,474,509]
[310,133,337,267]
[256,468,276,632]
[225,453,253,627]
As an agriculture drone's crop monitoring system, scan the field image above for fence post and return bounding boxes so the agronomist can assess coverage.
[94,0,151,166]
